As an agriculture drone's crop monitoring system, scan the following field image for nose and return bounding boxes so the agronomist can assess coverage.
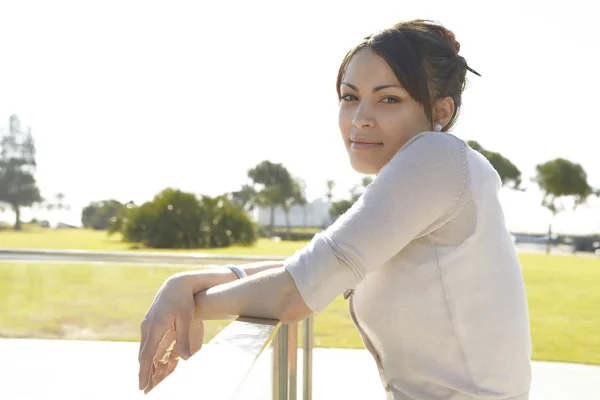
[352,104,376,129]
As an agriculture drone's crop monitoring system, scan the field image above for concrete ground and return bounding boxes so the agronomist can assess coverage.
[1,338,599,399]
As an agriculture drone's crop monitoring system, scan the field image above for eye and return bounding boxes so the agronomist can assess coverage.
[340,94,358,102]
[381,96,401,104]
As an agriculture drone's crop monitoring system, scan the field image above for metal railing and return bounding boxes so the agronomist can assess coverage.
[269,319,313,400]
[140,317,313,400]
[0,248,285,266]
[0,248,314,400]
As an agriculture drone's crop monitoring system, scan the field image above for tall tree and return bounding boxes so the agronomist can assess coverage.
[535,158,596,253]
[329,199,354,221]
[330,176,374,221]
[42,192,70,213]
[82,199,125,230]
[325,180,335,204]
[281,178,307,234]
[297,178,309,228]
[350,176,374,201]
[230,184,257,213]
[247,160,294,236]
[54,192,69,211]
[0,115,42,230]
[468,141,522,189]
[325,180,336,224]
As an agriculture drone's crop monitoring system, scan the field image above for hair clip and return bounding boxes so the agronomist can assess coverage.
[467,66,482,77]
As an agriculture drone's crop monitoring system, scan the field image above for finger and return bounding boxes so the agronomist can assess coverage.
[166,356,180,377]
[142,362,156,394]
[138,319,169,390]
[156,329,176,365]
[175,314,193,360]
[138,317,150,362]
[144,378,154,395]
[144,329,175,392]
[189,319,204,355]
[165,347,181,377]
[151,361,169,390]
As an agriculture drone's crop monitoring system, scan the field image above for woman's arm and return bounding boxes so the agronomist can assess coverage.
[193,266,311,323]
[191,132,468,322]
[185,261,287,294]
[284,132,469,313]
[137,262,306,392]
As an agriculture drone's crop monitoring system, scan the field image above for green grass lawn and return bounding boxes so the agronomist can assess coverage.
[273,227,322,234]
[520,253,600,365]
[0,227,309,256]
[0,253,599,365]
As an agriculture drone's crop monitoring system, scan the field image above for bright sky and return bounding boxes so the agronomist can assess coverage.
[1,0,598,234]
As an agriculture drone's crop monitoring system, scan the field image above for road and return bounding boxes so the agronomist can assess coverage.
[0,248,284,266]
[0,244,596,266]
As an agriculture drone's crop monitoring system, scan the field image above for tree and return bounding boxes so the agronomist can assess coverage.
[112,188,257,249]
[197,195,257,248]
[81,202,101,227]
[467,141,522,189]
[325,180,335,204]
[42,192,71,214]
[0,115,42,230]
[349,176,374,201]
[230,184,257,213]
[54,193,70,211]
[281,178,307,235]
[324,180,336,224]
[297,178,309,228]
[247,160,294,236]
[535,158,596,254]
[330,176,374,221]
[81,199,125,230]
[122,189,205,248]
[107,201,136,235]
[329,199,354,221]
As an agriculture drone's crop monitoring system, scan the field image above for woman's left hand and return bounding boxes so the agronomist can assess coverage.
[138,273,205,393]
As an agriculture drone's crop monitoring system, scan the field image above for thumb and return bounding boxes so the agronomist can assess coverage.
[175,313,193,360]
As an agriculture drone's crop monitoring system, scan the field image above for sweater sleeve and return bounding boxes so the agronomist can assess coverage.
[284,131,469,312]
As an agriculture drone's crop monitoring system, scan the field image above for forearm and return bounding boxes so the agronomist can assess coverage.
[192,266,312,324]
[186,261,285,294]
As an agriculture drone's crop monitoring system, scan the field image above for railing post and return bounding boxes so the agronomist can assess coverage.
[302,317,313,400]
[287,323,298,400]
[272,324,289,400]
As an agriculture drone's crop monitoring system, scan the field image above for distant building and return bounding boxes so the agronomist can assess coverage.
[250,198,332,228]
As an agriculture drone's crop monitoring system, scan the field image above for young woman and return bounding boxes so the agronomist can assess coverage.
[138,20,532,399]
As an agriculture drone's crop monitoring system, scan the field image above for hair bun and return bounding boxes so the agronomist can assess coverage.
[445,29,460,53]
[453,39,461,53]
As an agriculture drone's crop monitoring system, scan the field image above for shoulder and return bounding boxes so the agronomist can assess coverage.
[403,130,465,155]
[372,131,470,223]
[381,131,467,176]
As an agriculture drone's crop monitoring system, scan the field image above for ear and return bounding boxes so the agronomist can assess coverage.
[434,97,455,128]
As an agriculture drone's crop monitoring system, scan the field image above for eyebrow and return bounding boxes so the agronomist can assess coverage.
[341,81,403,93]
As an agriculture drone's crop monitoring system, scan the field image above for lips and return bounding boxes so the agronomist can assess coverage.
[350,140,383,150]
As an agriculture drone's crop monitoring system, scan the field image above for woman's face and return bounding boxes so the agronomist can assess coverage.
[338,48,431,175]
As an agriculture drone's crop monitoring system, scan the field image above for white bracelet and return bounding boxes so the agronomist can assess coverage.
[224,264,247,279]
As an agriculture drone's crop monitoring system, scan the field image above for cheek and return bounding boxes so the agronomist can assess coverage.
[338,107,352,137]
[382,106,428,143]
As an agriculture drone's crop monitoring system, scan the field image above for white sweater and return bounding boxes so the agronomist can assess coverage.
[285,131,532,399]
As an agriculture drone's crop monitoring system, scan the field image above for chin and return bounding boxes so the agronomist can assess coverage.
[349,157,380,175]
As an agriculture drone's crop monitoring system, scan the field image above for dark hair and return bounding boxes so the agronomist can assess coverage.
[336,19,479,132]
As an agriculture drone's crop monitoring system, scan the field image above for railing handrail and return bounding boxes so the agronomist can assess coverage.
[147,317,281,399]
[0,248,286,265]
